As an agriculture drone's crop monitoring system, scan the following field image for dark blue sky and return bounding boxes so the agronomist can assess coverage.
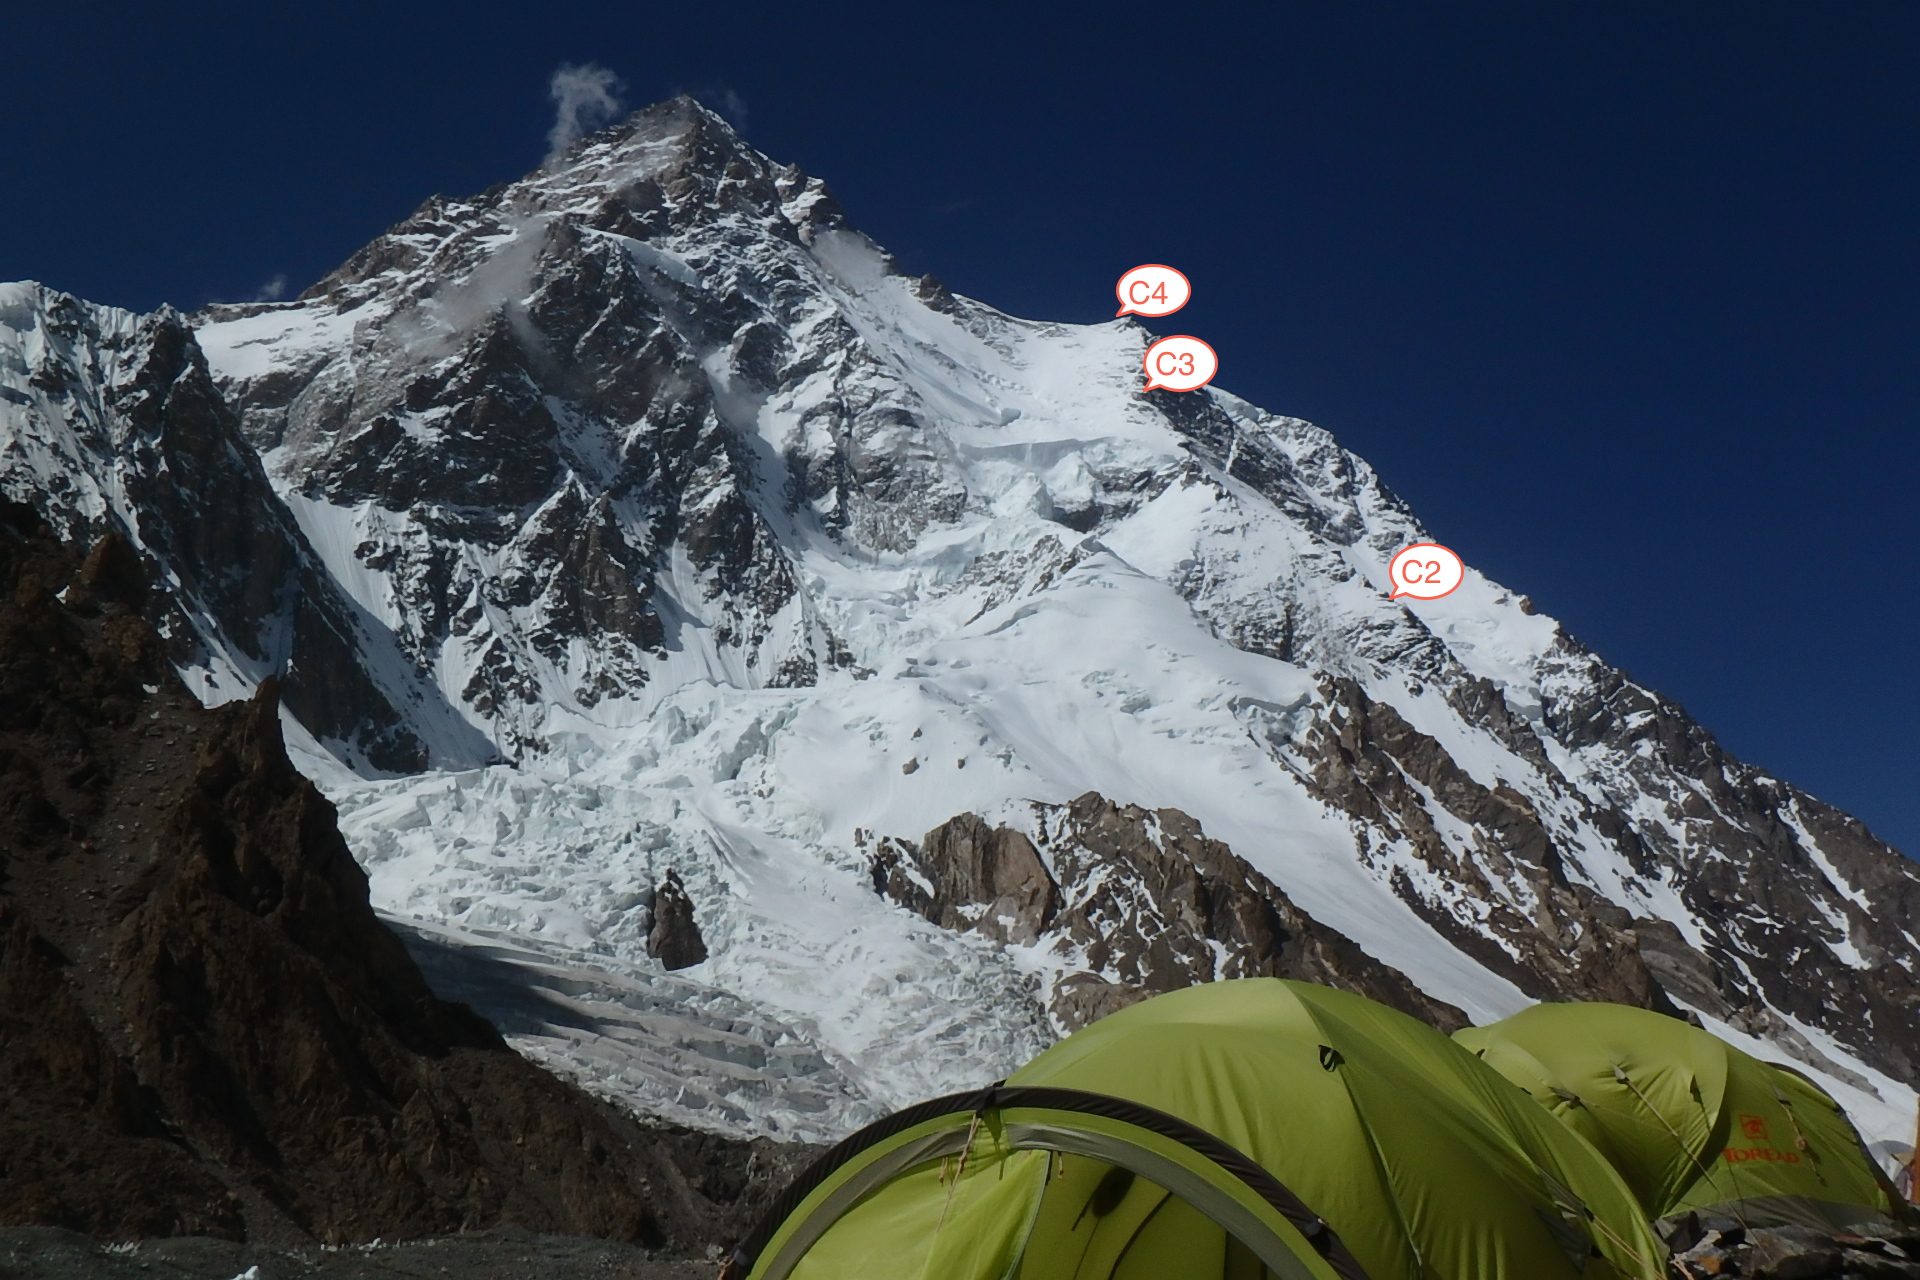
[8,3,1916,852]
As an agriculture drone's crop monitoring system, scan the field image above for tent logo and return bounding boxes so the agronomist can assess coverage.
[1724,1145,1802,1165]
[1739,1113,1769,1140]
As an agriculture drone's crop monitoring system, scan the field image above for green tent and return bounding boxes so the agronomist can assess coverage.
[1453,1002,1900,1234]
[727,980,1667,1280]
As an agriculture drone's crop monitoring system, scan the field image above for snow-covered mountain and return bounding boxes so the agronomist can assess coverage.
[5,96,1916,1147]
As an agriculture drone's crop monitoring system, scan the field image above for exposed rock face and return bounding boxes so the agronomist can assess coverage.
[1273,667,1920,1089]
[1289,675,1678,1013]
[0,505,776,1247]
[646,870,708,970]
[1533,656,1920,1087]
[0,284,489,773]
[870,814,1057,947]
[188,98,871,755]
[873,793,1466,1033]
[1,512,248,1238]
[0,887,245,1240]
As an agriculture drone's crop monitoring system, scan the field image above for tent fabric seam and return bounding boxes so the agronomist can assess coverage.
[728,1083,1371,1280]
[1001,1120,1341,1280]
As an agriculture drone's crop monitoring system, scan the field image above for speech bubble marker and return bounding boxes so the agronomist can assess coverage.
[1388,543,1465,601]
[1116,264,1191,318]
[1142,335,1218,393]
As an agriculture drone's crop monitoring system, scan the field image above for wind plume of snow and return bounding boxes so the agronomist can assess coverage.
[545,63,625,167]
[695,83,749,130]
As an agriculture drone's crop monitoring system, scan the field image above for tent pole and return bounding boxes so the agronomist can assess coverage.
[1910,1094,1920,1204]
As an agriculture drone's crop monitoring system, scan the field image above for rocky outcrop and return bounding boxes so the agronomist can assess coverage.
[0,284,488,774]
[1533,646,1920,1087]
[0,892,245,1240]
[871,793,1466,1033]
[1291,675,1678,1013]
[0,505,778,1247]
[0,511,246,1239]
[1671,1223,1920,1279]
[646,870,708,970]
[1149,380,1920,1091]
[869,814,1057,947]
[1276,667,1920,1089]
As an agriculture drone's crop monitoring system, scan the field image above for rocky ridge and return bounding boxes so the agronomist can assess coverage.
[868,794,1467,1033]
[0,503,790,1247]
[0,285,490,773]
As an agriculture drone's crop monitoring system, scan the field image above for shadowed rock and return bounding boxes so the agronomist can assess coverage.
[0,505,779,1248]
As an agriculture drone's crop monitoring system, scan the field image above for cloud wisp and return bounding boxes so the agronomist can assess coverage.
[545,63,626,167]
[699,83,749,131]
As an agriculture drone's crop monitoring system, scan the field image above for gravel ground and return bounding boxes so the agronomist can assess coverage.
[0,1227,716,1280]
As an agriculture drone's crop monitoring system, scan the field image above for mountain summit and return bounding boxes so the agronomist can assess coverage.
[4,97,1914,1147]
